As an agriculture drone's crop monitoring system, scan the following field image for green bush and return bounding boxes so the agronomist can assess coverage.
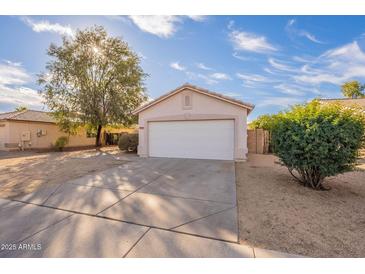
[54,136,69,151]
[249,114,280,131]
[118,133,138,152]
[271,100,365,190]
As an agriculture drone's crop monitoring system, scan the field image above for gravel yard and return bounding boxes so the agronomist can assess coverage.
[236,153,365,257]
[0,147,130,199]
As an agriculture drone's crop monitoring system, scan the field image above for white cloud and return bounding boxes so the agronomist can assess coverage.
[128,15,205,38]
[22,17,74,37]
[236,73,270,83]
[129,16,181,38]
[302,32,323,44]
[0,86,43,109]
[292,55,315,63]
[180,65,228,85]
[0,62,31,86]
[3,60,22,67]
[258,97,303,107]
[210,72,231,80]
[268,58,298,73]
[236,72,275,88]
[294,41,365,85]
[197,74,218,85]
[274,84,307,96]
[170,62,186,71]
[229,30,277,54]
[287,19,296,26]
[286,18,323,44]
[265,42,365,88]
[227,20,235,30]
[196,63,213,70]
[0,61,43,110]
[186,70,230,85]
[232,52,250,61]
[224,92,243,98]
[263,67,278,75]
[321,41,365,61]
[186,15,207,22]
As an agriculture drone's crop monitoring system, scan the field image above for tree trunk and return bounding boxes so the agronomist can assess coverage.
[96,125,102,147]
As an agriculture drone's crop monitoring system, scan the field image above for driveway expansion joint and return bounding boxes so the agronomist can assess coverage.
[135,190,235,205]
[122,227,151,258]
[94,160,191,216]
[170,206,236,230]
[6,198,240,244]
[41,183,66,205]
[94,172,167,216]
[0,213,74,256]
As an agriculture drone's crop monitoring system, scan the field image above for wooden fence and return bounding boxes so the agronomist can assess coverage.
[247,129,270,154]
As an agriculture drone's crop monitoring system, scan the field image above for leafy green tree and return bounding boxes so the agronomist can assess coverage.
[15,106,27,112]
[341,81,365,98]
[249,114,281,131]
[271,100,365,190]
[38,26,147,146]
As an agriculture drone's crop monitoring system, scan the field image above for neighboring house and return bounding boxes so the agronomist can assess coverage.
[0,109,134,151]
[319,98,365,110]
[133,83,254,160]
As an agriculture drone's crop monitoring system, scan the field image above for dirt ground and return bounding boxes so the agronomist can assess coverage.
[236,153,365,257]
[0,147,131,199]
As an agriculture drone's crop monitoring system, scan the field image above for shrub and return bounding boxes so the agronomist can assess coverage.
[54,136,69,151]
[271,100,365,190]
[118,133,138,152]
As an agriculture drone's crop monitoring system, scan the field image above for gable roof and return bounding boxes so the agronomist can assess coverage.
[132,83,255,115]
[0,110,56,123]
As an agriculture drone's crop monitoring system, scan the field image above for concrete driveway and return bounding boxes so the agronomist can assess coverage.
[0,157,290,258]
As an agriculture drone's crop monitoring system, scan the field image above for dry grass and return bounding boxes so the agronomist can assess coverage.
[0,147,130,199]
[236,154,365,257]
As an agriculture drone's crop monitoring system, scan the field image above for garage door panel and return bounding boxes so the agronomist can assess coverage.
[148,120,234,160]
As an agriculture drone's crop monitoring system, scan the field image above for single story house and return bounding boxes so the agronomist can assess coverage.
[319,98,365,109]
[0,109,135,151]
[132,83,254,160]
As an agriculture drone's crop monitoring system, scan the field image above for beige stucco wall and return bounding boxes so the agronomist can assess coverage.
[0,121,10,149]
[137,88,249,160]
[0,120,95,150]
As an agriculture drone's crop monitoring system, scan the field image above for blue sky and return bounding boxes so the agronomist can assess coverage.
[1,16,365,120]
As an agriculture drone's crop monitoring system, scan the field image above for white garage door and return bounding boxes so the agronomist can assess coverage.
[148,120,234,160]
